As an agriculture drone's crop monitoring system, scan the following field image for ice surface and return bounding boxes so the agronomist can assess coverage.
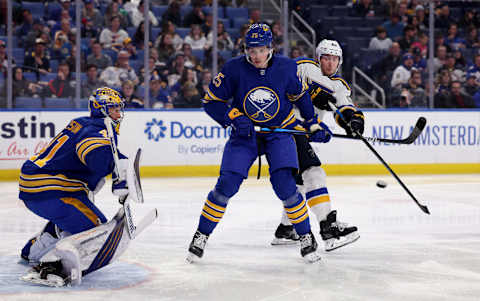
[1,174,479,300]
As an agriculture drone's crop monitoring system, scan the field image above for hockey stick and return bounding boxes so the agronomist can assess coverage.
[104,117,140,238]
[254,116,426,144]
[327,102,430,214]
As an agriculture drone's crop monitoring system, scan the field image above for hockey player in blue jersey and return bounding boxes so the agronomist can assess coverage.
[187,23,322,263]
[272,40,363,251]
[18,87,137,286]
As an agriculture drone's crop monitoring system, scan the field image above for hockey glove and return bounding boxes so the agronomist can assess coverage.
[348,112,364,137]
[304,115,332,143]
[226,108,254,138]
[112,159,129,198]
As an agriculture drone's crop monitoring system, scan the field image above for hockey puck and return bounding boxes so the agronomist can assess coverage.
[376,180,387,188]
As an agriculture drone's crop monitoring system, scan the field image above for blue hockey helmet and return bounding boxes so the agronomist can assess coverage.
[244,23,273,49]
[89,87,125,123]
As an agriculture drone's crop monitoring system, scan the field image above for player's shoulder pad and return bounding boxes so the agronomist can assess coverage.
[295,56,318,66]
[329,74,351,91]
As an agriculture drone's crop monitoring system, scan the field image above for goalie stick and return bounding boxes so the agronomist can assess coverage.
[104,118,156,239]
[254,116,426,144]
[326,102,430,215]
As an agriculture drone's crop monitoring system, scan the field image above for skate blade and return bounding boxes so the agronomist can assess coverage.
[271,237,299,246]
[325,232,360,252]
[186,252,200,264]
[303,251,322,263]
[20,273,67,287]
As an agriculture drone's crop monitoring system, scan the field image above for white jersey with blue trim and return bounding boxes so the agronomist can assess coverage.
[295,57,354,120]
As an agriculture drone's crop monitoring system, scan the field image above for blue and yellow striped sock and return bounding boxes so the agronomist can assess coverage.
[284,193,310,235]
[198,190,227,235]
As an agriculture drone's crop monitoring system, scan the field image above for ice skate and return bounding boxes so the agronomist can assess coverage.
[271,224,299,245]
[320,210,360,252]
[186,230,209,263]
[20,261,69,287]
[299,231,321,263]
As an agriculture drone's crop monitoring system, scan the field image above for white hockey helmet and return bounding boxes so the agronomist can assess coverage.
[316,39,343,74]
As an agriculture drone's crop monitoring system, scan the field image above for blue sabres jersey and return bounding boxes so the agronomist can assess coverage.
[19,117,120,200]
[203,55,312,128]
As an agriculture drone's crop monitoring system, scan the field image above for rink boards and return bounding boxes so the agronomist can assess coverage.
[0,109,479,180]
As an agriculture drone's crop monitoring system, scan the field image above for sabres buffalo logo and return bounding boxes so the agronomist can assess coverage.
[243,86,280,123]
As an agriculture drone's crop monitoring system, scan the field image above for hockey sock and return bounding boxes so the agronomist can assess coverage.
[280,209,292,226]
[283,193,310,235]
[306,187,331,222]
[198,190,228,235]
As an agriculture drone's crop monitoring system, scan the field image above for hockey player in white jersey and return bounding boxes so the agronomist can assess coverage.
[272,40,363,251]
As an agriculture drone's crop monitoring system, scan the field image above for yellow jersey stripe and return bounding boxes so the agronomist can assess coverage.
[76,139,110,157]
[204,87,228,103]
[307,195,330,207]
[296,59,318,66]
[79,143,110,165]
[331,77,351,90]
[20,178,85,188]
[61,197,99,225]
[19,186,88,193]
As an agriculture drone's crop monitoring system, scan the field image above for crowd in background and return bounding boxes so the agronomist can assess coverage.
[0,0,479,109]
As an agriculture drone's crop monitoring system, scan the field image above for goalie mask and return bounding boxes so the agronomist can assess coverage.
[244,23,274,66]
[89,87,125,125]
[316,39,343,75]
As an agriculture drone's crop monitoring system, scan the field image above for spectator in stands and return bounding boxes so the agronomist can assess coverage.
[184,1,206,28]
[464,74,479,97]
[391,53,415,89]
[170,67,197,98]
[82,0,103,29]
[433,45,447,73]
[52,19,73,61]
[452,48,467,70]
[271,21,283,46]
[201,14,213,36]
[411,32,428,58]
[168,52,186,87]
[156,33,176,62]
[162,1,182,27]
[18,9,34,40]
[132,22,152,51]
[181,43,201,70]
[398,24,416,51]
[120,38,138,60]
[100,50,139,88]
[100,16,130,49]
[444,23,466,50]
[81,64,105,98]
[249,8,261,24]
[81,17,100,39]
[458,8,479,29]
[397,2,409,24]
[290,46,302,59]
[155,21,183,52]
[45,62,74,98]
[435,4,454,30]
[352,0,376,18]
[47,0,75,23]
[206,21,234,51]
[184,24,208,50]
[438,80,475,108]
[0,40,14,76]
[138,56,162,83]
[465,26,480,49]
[393,69,426,108]
[65,45,86,73]
[24,18,45,50]
[382,13,404,41]
[466,54,480,86]
[411,47,426,72]
[122,80,144,108]
[149,79,173,109]
[173,81,202,108]
[374,42,402,85]
[105,2,129,29]
[87,41,113,72]
[196,68,212,97]
[130,0,159,28]
[369,26,393,51]
[441,52,464,83]
[11,67,42,99]
[24,38,50,76]
[233,23,250,56]
[415,5,427,30]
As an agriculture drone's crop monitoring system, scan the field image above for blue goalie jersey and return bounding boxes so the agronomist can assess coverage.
[203,55,313,128]
[19,117,120,201]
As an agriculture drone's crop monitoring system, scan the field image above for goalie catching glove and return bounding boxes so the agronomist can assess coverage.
[304,115,332,143]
